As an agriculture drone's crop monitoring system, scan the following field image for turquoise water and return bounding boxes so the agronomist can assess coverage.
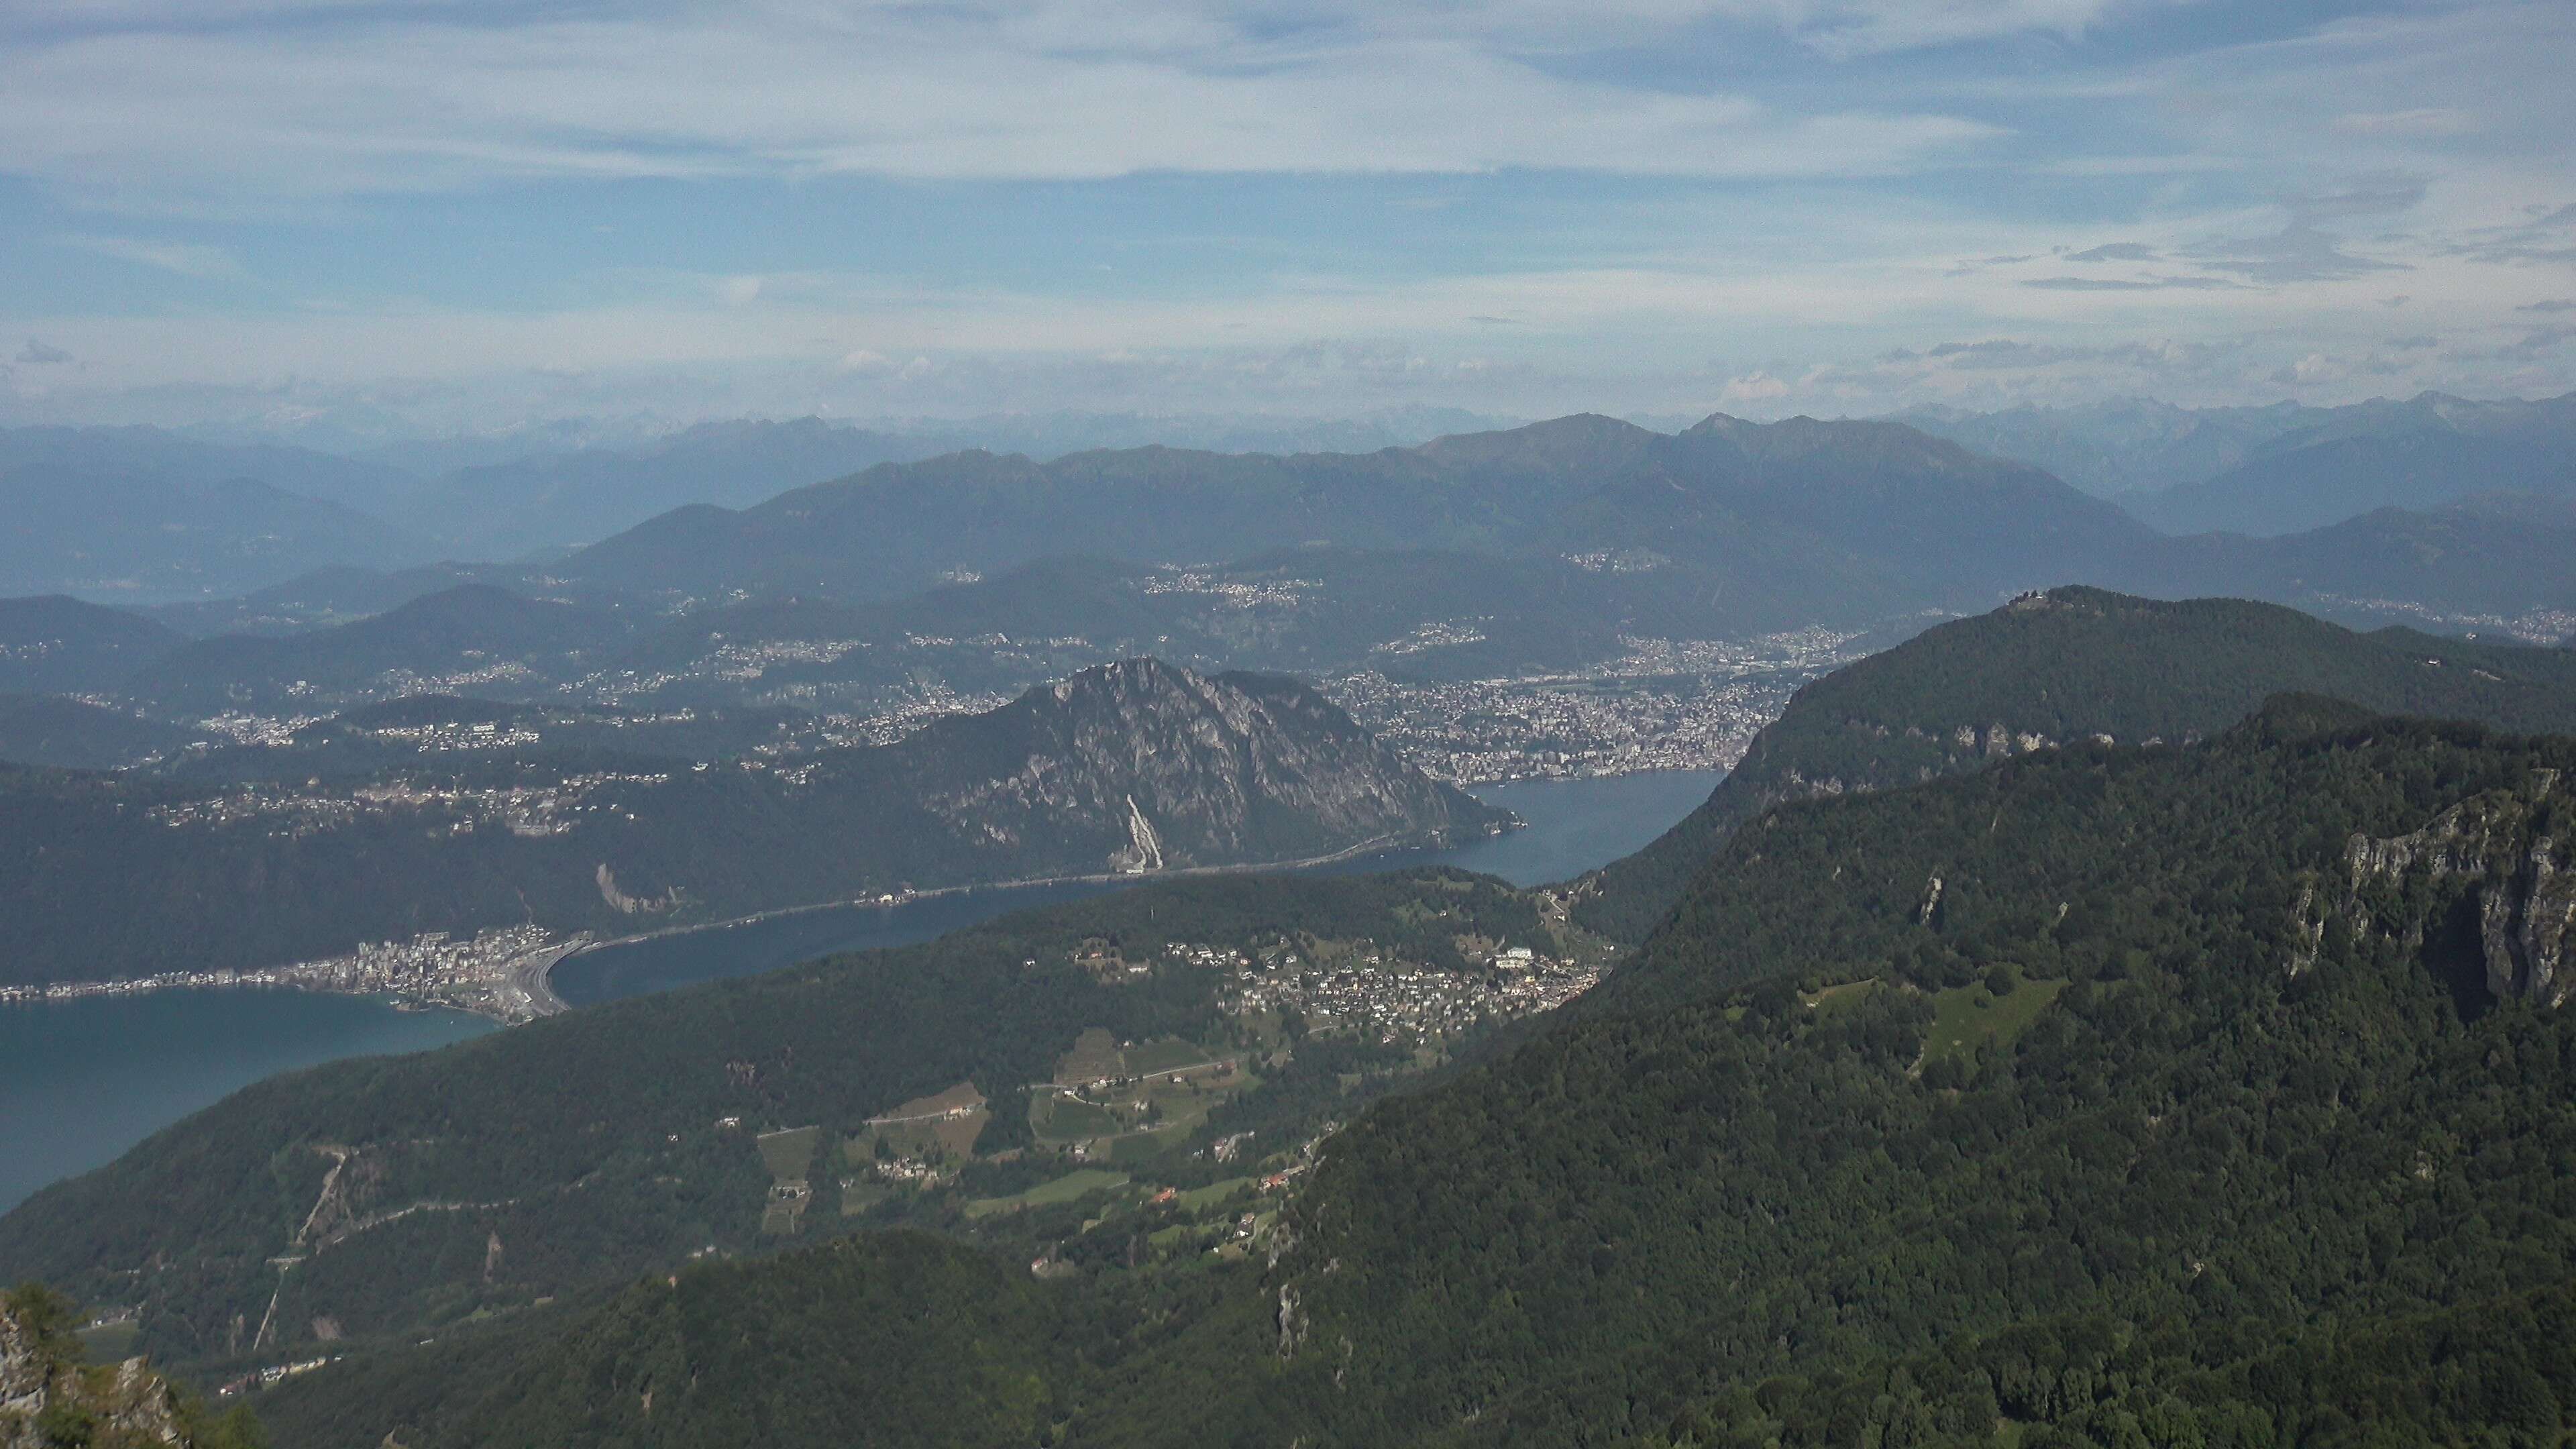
[0,769,1718,1212]
[0,989,493,1212]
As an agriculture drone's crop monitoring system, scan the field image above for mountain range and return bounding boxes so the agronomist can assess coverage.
[1904,389,2576,536]
[0,409,1519,600]
[13,400,2576,657]
[553,413,2149,616]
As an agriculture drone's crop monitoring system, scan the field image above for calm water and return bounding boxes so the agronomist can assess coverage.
[1,769,1717,1211]
[0,990,492,1212]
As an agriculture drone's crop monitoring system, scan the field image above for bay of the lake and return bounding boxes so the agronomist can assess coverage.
[0,768,1717,1212]
[0,989,493,1212]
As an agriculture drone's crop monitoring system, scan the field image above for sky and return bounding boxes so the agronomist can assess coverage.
[1,0,2571,440]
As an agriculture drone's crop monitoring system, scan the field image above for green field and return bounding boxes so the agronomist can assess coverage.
[1923,977,2068,1066]
[1055,1027,1126,1085]
[965,1169,1130,1218]
[1035,1095,1122,1140]
[1178,1177,1255,1212]
[755,1126,820,1181]
[1803,979,1880,1014]
[1126,1038,1213,1074]
[1108,1126,1188,1163]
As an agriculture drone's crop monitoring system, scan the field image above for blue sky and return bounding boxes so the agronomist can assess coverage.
[1,0,2571,438]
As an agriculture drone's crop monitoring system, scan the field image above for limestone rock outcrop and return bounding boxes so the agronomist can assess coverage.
[2,1289,193,1449]
[2346,771,2576,1006]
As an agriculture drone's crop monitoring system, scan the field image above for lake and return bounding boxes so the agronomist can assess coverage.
[0,768,1718,1211]
[0,990,494,1213]
[553,769,1721,1005]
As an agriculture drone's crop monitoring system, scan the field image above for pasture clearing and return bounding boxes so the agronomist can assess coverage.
[854,1080,989,1161]
[964,1169,1130,1218]
[1803,979,1880,1014]
[1054,1027,1126,1085]
[1126,1037,1215,1074]
[1924,977,2068,1066]
[756,1126,820,1182]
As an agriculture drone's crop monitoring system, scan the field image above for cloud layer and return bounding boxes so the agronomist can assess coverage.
[1,1,2570,433]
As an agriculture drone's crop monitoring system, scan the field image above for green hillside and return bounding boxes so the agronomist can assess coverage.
[1271,700,2576,1442]
[1578,586,2576,944]
[440,1232,1068,1449]
[0,868,1556,1365]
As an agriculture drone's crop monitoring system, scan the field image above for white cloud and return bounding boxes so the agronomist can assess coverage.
[0,3,2010,200]
[58,233,242,277]
[2333,107,2478,138]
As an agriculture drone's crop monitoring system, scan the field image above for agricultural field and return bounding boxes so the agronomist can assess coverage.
[755,1125,822,1236]
[76,1320,141,1360]
[1029,1058,1257,1151]
[1125,1037,1216,1074]
[1053,1028,1126,1085]
[756,1125,820,1181]
[1177,1177,1256,1212]
[963,1169,1131,1219]
[852,1081,989,1161]
[1034,1096,1122,1141]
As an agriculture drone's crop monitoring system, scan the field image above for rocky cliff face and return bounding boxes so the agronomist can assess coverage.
[2,1289,193,1449]
[883,657,1511,873]
[2345,770,2576,1006]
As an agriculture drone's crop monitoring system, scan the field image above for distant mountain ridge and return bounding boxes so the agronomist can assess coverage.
[0,594,182,693]
[122,583,634,716]
[558,412,2151,628]
[0,464,431,602]
[2129,392,2576,535]
[1901,389,2576,537]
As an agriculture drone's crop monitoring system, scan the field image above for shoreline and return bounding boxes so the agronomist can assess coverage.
[0,820,1519,1026]
[549,820,1513,981]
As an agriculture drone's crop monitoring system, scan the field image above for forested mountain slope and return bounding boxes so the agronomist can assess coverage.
[228,701,2576,1448]
[120,583,635,716]
[0,593,182,693]
[1258,700,2576,1442]
[1578,588,2576,942]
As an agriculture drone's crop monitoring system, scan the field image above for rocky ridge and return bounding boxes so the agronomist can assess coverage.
[1,1288,197,1449]
[2345,771,2576,1006]
[902,658,1505,871]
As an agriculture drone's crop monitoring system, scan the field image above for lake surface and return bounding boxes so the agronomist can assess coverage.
[0,990,492,1212]
[0,768,1717,1212]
